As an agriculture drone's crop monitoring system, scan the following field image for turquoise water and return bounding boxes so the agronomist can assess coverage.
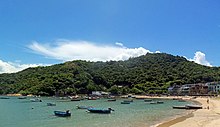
[0,96,190,127]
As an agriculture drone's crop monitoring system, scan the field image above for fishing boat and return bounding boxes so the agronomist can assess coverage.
[47,103,56,106]
[87,107,114,114]
[54,110,71,117]
[76,105,93,109]
[185,104,202,109]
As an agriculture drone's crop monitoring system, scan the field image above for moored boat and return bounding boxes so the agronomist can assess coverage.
[172,105,188,109]
[144,99,152,102]
[18,96,27,99]
[76,105,93,109]
[173,104,202,109]
[107,99,116,101]
[47,103,56,106]
[149,101,157,104]
[54,110,71,117]
[0,97,10,99]
[30,98,42,102]
[87,107,114,114]
[157,101,164,104]
[185,104,202,109]
[121,101,131,104]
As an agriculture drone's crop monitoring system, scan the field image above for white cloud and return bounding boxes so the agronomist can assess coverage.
[28,40,153,62]
[0,60,47,74]
[115,42,124,47]
[189,51,212,67]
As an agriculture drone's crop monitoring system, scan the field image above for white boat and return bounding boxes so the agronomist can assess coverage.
[30,98,42,102]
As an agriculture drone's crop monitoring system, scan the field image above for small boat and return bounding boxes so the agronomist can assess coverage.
[144,99,152,102]
[121,101,130,104]
[172,105,188,109]
[149,101,157,104]
[47,103,56,106]
[30,98,42,102]
[76,105,93,109]
[185,104,202,109]
[107,99,116,101]
[0,97,10,99]
[54,110,71,117]
[87,108,114,114]
[157,101,164,104]
[18,96,27,99]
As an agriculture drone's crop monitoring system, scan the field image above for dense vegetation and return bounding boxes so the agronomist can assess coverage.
[0,53,220,96]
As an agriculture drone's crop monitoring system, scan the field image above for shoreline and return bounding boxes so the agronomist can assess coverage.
[154,111,194,127]
[153,96,220,127]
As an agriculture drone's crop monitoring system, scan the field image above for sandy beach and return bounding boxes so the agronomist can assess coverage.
[155,96,220,127]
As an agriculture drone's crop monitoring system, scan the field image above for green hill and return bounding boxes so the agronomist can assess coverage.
[0,53,220,96]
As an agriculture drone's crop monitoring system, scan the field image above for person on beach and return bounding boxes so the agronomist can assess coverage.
[207,98,209,104]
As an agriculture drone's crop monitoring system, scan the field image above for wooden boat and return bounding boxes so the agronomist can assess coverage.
[54,110,71,117]
[47,103,56,106]
[121,101,130,104]
[172,105,188,109]
[87,108,114,114]
[185,104,202,109]
[76,105,93,109]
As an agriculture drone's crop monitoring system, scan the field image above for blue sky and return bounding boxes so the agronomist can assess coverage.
[0,0,220,73]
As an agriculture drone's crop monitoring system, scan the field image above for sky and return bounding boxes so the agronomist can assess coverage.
[0,0,220,74]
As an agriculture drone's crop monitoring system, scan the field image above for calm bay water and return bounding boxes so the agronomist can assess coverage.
[0,96,190,127]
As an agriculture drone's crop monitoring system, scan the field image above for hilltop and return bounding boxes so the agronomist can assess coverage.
[0,53,219,96]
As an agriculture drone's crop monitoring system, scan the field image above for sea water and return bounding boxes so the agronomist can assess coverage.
[0,96,191,127]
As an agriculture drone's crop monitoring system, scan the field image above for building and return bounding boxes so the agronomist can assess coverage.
[92,91,110,96]
[189,83,208,95]
[207,82,220,94]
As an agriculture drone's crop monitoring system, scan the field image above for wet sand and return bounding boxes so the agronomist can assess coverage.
[155,97,220,127]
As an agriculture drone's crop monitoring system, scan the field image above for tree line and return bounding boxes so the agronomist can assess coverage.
[0,53,220,96]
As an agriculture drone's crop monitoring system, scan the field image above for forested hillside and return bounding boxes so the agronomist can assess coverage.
[0,53,219,96]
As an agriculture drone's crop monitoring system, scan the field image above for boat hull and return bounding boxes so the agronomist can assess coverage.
[54,111,71,117]
[87,108,112,114]
[172,106,189,109]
